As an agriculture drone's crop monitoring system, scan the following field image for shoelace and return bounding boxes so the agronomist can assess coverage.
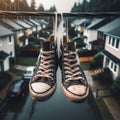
[64,50,83,82]
[34,50,55,80]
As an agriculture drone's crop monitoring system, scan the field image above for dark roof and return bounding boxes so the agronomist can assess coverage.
[1,19,23,30]
[0,51,9,60]
[13,19,32,28]
[106,26,120,38]
[89,18,114,30]
[98,18,120,33]
[102,50,120,64]
[0,26,13,37]
[29,19,40,26]
[23,19,35,27]
[87,18,104,29]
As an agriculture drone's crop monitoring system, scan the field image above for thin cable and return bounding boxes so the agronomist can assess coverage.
[61,12,64,45]
[54,12,57,42]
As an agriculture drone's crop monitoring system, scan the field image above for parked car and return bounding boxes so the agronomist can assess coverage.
[23,66,35,80]
[6,79,28,99]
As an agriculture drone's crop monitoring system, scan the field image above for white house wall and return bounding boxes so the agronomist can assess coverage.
[105,36,120,59]
[84,29,98,49]
[0,35,15,58]
[3,57,9,71]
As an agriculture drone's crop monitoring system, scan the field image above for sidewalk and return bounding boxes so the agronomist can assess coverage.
[84,70,120,120]
[15,65,28,71]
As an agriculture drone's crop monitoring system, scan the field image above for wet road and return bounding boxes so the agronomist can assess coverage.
[0,68,101,120]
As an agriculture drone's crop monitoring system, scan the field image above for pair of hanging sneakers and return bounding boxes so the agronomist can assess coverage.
[29,35,89,102]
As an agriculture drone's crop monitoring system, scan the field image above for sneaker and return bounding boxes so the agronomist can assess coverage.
[29,35,58,101]
[59,36,89,102]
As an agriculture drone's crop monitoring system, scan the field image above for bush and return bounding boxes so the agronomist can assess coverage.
[101,68,113,84]
[92,68,113,85]
[92,74,98,80]
[90,52,103,69]
[111,76,120,97]
[77,49,98,57]
[0,71,12,90]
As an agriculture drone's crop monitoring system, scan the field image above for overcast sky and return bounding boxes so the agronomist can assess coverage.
[27,0,83,12]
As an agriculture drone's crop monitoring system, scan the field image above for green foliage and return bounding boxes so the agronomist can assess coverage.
[100,68,113,85]
[90,52,103,69]
[92,68,113,85]
[111,76,120,96]
[78,50,98,57]
[38,4,45,12]
[71,0,120,12]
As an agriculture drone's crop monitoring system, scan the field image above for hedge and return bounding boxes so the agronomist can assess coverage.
[77,50,98,57]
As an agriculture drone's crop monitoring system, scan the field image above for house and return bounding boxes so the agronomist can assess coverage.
[13,19,32,46]
[83,18,106,50]
[23,19,36,31]
[35,19,48,29]
[28,19,41,38]
[0,26,14,71]
[0,19,24,46]
[71,18,91,37]
[98,18,120,79]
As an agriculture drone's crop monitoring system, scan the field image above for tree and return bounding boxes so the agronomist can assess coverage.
[71,0,120,12]
[19,0,30,11]
[37,4,45,12]
[49,5,57,12]
[30,0,36,11]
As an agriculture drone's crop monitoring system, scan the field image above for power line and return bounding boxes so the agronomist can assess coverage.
[0,11,120,17]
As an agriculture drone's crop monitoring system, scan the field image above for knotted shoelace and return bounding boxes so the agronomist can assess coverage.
[64,50,84,82]
[34,50,55,81]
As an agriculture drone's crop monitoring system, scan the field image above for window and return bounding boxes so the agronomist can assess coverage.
[110,61,118,73]
[112,38,115,46]
[108,36,120,49]
[114,65,117,72]
[9,36,12,44]
[109,37,111,44]
[116,40,119,48]
[10,51,12,57]
[111,62,113,69]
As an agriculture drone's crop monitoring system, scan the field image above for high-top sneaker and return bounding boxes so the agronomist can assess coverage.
[60,36,89,102]
[29,35,58,101]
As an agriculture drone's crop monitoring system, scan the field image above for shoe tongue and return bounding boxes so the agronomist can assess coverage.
[66,42,76,51]
[41,41,52,51]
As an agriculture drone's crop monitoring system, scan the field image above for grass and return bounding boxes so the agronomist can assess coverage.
[96,98,114,120]
[80,62,90,70]
[16,56,37,66]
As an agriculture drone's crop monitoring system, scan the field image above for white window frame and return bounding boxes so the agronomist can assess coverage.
[108,36,120,50]
[109,61,118,74]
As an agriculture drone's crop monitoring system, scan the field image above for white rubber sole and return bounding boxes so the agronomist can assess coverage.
[61,84,89,102]
[29,84,56,101]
